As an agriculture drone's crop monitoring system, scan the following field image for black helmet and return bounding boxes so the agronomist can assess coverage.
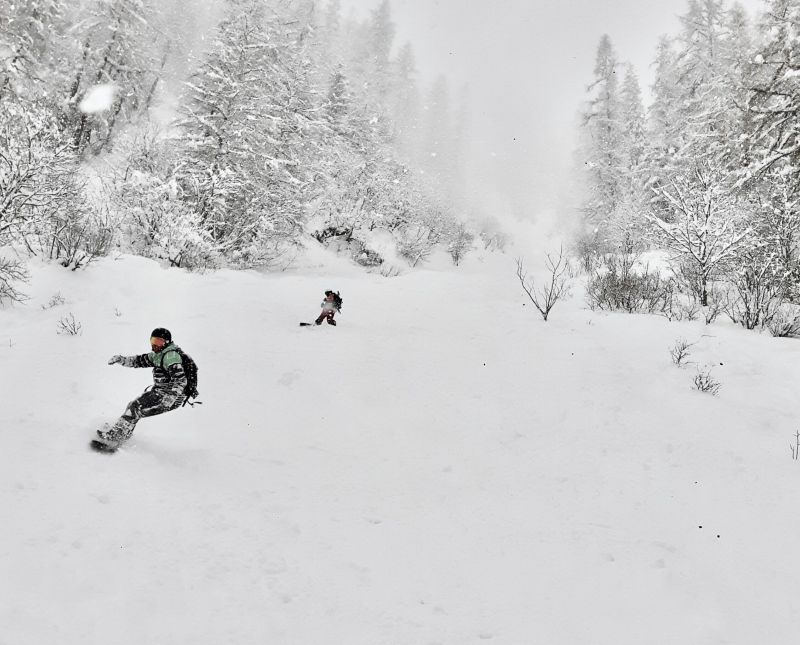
[150,327,172,342]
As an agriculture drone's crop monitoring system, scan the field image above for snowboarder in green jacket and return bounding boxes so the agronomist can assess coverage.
[95,328,188,448]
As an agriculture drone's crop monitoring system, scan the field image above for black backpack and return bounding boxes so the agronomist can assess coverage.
[164,347,199,405]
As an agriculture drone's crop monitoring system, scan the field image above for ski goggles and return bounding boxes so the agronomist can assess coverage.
[150,336,168,350]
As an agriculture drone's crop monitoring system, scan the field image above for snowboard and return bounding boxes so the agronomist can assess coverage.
[90,423,121,453]
[90,437,119,453]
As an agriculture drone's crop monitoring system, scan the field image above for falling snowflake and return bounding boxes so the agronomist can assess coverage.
[79,85,117,113]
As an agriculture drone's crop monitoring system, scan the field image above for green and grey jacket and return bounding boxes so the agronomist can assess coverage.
[118,342,187,403]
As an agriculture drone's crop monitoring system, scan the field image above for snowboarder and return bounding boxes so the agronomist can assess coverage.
[94,328,191,449]
[315,290,342,326]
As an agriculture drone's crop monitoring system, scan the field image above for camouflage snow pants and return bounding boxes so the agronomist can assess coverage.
[315,310,336,325]
[105,389,185,443]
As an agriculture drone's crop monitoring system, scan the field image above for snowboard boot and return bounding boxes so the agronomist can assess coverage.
[94,423,120,450]
[96,418,135,448]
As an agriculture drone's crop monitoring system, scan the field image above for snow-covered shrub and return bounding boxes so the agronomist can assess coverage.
[112,171,222,271]
[516,248,572,321]
[106,130,224,271]
[41,293,66,310]
[0,96,111,270]
[693,369,721,396]
[573,229,610,274]
[722,247,785,330]
[57,313,82,336]
[446,222,475,266]
[672,258,713,307]
[395,223,439,267]
[353,244,384,267]
[669,338,694,366]
[0,99,84,255]
[767,304,800,338]
[227,231,302,271]
[377,264,402,278]
[34,200,113,270]
[586,249,672,314]
[0,257,29,305]
[659,288,703,322]
[393,201,455,267]
[311,227,384,267]
[476,217,508,252]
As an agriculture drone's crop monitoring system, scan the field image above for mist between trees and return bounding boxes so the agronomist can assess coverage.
[576,0,800,333]
[0,0,508,298]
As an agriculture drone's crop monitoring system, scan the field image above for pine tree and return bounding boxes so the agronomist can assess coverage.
[388,42,422,158]
[647,36,682,178]
[324,65,353,136]
[176,0,316,266]
[747,0,800,177]
[321,0,343,61]
[619,64,646,200]
[609,64,649,242]
[366,0,396,108]
[580,35,623,236]
[718,2,756,169]
[645,2,755,221]
[671,0,749,168]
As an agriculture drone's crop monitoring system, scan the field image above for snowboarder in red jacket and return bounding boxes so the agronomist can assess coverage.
[315,290,342,325]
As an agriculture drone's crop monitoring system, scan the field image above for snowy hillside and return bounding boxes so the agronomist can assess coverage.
[2,247,800,645]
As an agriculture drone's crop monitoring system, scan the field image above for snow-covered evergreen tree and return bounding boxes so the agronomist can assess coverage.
[646,37,682,182]
[619,65,646,195]
[388,42,422,159]
[365,0,396,110]
[669,0,752,169]
[747,0,800,178]
[324,65,354,136]
[176,0,317,266]
[579,35,623,238]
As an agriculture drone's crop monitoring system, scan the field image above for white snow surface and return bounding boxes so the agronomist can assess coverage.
[78,84,117,113]
[2,249,800,644]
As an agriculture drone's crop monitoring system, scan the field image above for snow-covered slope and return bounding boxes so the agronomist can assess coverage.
[2,248,799,644]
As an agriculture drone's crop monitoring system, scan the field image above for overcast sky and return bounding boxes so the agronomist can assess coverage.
[339,0,765,221]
